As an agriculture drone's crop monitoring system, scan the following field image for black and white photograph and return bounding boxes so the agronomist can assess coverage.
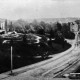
[0,0,80,80]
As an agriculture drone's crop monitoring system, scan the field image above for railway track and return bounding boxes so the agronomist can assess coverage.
[1,42,79,80]
[15,46,77,78]
[2,43,74,76]
[42,56,79,77]
[38,48,80,79]
[29,51,80,78]
[49,58,80,78]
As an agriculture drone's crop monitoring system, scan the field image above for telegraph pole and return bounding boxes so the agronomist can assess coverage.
[10,39,13,75]
[11,45,13,74]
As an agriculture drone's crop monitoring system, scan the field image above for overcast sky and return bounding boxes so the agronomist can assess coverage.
[0,0,80,20]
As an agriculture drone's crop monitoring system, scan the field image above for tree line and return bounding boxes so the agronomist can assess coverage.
[7,19,76,40]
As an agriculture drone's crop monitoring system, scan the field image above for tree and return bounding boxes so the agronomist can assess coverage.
[37,28,45,35]
[54,30,65,48]
[7,22,14,32]
[49,29,55,41]
[40,21,46,30]
[56,22,62,31]
[61,22,75,39]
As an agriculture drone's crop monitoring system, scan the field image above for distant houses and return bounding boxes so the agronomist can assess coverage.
[0,19,13,34]
[0,18,79,36]
[0,19,8,34]
[70,22,78,32]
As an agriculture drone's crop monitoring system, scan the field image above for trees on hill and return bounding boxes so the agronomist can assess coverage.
[9,20,75,39]
[61,22,75,39]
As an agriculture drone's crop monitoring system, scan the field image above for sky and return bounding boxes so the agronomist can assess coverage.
[0,0,80,20]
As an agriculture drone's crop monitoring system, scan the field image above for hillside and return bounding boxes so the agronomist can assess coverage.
[34,17,80,23]
[0,17,79,24]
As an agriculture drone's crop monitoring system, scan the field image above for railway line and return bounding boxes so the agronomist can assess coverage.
[27,46,80,78]
[45,57,80,78]
[1,45,80,80]
[0,43,75,80]
[1,40,74,75]
[42,56,80,77]
[1,37,80,80]
[54,59,80,78]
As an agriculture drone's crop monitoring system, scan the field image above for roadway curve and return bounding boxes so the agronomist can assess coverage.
[1,38,80,80]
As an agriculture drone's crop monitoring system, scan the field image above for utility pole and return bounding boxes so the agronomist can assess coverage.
[11,45,13,74]
[10,39,14,75]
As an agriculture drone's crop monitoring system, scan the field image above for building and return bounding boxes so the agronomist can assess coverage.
[70,22,78,32]
[0,19,7,34]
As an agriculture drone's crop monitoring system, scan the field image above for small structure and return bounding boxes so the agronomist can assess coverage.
[70,22,78,32]
[0,19,8,34]
[70,22,79,46]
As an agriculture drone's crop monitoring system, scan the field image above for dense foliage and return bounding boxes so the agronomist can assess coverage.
[0,19,75,73]
[7,20,75,40]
